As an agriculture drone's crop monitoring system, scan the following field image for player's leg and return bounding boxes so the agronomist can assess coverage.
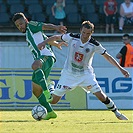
[32,56,55,102]
[94,91,128,120]
[42,56,55,95]
[50,70,74,104]
[84,73,128,120]
[32,82,57,120]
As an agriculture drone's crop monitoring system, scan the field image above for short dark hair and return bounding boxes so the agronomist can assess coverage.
[81,21,94,32]
[123,34,130,38]
[12,12,26,23]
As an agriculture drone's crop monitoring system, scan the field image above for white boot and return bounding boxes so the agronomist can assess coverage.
[114,110,128,120]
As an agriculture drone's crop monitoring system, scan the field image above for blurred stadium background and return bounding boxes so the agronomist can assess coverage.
[0,0,132,110]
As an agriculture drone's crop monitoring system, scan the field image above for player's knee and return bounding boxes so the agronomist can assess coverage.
[31,60,42,70]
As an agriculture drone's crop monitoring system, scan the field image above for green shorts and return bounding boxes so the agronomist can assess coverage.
[32,55,55,85]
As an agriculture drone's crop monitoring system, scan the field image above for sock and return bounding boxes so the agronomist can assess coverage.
[34,68,47,91]
[102,97,117,112]
[38,93,53,112]
[47,81,55,94]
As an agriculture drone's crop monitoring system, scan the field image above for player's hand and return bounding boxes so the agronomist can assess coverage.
[56,25,67,34]
[121,68,130,78]
[38,42,45,50]
[57,41,68,50]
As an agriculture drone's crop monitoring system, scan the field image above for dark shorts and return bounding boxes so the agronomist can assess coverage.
[32,55,55,85]
[105,15,116,24]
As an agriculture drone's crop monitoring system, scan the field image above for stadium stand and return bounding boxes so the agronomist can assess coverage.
[66,13,81,26]
[32,13,46,22]
[77,0,92,6]
[65,0,75,4]
[28,4,43,15]
[0,4,7,12]
[0,12,10,25]
[42,0,55,6]
[0,0,132,33]
[24,0,40,5]
[9,4,25,15]
[6,0,22,5]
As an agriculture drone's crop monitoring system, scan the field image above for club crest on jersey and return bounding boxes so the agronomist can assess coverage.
[86,48,90,53]
[75,52,84,62]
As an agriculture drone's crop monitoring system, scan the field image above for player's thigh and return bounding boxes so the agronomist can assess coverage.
[42,56,55,79]
[32,82,43,97]
[53,70,76,96]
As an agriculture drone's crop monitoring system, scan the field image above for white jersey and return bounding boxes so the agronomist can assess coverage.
[61,33,106,75]
[122,2,133,14]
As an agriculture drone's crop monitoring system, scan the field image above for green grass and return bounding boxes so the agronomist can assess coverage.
[0,110,132,133]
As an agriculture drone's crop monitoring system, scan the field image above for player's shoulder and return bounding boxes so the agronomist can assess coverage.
[89,37,101,46]
[28,21,38,26]
[28,21,43,27]
[69,33,80,39]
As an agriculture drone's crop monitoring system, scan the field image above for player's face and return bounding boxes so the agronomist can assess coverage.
[15,18,27,33]
[80,27,92,43]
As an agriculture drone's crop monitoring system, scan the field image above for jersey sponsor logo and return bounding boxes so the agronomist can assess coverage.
[71,63,83,70]
[63,86,71,90]
[75,52,84,62]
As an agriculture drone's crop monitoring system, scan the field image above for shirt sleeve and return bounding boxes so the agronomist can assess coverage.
[95,43,106,55]
[61,33,72,42]
[28,21,44,33]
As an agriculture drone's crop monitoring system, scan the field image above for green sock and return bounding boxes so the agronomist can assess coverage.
[34,68,47,91]
[38,93,53,112]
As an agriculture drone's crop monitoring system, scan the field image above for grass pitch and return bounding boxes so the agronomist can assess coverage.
[0,110,132,133]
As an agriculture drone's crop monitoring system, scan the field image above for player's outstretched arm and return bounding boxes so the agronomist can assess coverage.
[38,35,68,50]
[42,24,67,34]
[103,52,130,78]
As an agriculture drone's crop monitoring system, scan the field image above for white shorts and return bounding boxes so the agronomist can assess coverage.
[53,70,101,96]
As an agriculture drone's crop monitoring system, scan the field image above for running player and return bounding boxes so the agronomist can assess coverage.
[38,20,130,120]
[12,12,67,120]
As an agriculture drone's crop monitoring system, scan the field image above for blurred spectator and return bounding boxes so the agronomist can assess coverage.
[119,0,133,32]
[51,0,66,26]
[116,34,133,67]
[103,0,117,33]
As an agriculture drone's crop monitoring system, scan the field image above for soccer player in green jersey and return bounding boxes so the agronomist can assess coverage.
[12,12,67,120]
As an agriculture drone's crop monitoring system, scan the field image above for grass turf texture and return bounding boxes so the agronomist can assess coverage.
[0,110,132,133]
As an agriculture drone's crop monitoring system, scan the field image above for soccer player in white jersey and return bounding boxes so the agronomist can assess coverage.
[12,12,67,120]
[38,20,130,120]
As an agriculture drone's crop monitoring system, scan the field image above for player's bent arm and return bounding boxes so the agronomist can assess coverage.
[102,52,130,77]
[38,35,67,50]
[48,41,67,50]
[42,24,67,34]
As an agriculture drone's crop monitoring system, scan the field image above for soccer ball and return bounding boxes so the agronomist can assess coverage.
[31,105,47,121]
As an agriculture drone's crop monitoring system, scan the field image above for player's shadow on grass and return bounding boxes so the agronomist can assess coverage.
[0,120,35,122]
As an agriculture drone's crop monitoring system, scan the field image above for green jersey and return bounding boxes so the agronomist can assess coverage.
[25,21,55,60]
